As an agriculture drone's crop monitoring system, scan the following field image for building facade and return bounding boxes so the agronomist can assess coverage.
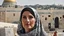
[0,0,64,32]
[37,9,64,31]
[0,0,24,23]
[0,7,23,23]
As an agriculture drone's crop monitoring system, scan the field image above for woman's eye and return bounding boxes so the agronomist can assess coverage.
[23,16,26,19]
[29,16,33,19]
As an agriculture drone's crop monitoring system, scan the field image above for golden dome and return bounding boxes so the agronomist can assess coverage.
[4,0,16,2]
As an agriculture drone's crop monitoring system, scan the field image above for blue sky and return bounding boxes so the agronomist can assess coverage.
[0,0,64,6]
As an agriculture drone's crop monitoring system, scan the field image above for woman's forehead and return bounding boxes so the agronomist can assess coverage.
[22,11,34,16]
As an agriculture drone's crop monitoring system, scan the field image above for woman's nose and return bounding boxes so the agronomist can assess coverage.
[26,18,30,22]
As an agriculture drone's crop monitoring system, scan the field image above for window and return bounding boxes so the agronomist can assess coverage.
[63,15,64,18]
[13,13,15,16]
[45,17,47,20]
[53,18,54,20]
[60,17,61,19]
[48,15,51,17]
[42,16,44,17]
[48,23,51,29]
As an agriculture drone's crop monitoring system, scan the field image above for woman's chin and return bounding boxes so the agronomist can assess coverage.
[26,26,32,29]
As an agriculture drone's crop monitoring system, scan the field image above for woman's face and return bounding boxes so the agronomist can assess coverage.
[22,11,36,30]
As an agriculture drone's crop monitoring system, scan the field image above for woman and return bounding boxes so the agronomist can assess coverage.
[17,7,48,36]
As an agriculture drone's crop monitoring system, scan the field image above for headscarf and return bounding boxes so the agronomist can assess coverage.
[17,7,48,36]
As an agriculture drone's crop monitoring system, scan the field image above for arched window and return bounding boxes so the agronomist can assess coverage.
[60,17,61,19]
[13,13,15,16]
[63,15,64,18]
[45,17,47,20]
[48,15,51,17]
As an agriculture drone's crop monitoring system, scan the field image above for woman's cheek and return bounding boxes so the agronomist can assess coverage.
[31,19,36,27]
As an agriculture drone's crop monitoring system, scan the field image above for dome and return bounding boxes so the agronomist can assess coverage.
[4,0,16,2]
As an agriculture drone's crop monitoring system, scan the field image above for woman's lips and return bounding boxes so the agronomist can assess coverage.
[26,23,30,26]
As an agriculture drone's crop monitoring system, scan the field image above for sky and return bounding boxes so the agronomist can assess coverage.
[0,0,64,6]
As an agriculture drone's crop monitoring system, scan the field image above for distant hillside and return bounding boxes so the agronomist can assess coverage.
[24,4,64,10]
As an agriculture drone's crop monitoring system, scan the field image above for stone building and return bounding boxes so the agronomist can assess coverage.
[37,9,64,31]
[0,0,24,23]
[0,0,64,32]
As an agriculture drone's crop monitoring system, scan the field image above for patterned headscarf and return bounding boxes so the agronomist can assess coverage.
[17,7,48,36]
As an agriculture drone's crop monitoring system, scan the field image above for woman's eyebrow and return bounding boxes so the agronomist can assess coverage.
[29,15,34,17]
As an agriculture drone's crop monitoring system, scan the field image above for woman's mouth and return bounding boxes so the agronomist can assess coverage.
[26,23,30,26]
